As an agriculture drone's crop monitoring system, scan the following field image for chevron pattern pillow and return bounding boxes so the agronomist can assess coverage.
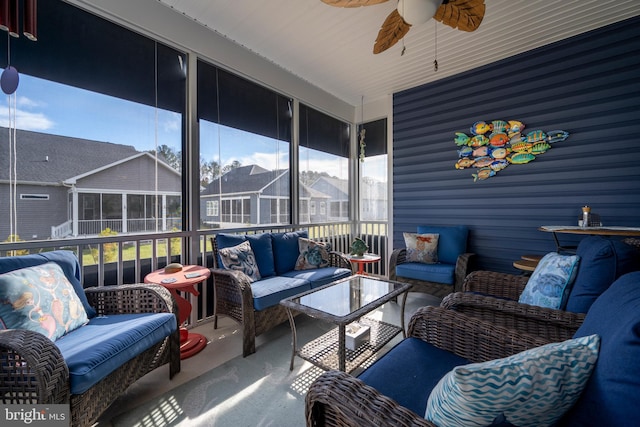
[425,334,600,427]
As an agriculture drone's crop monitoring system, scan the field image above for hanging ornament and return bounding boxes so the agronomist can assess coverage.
[1,65,19,94]
[359,127,366,163]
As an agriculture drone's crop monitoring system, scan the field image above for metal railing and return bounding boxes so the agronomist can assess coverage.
[0,221,388,328]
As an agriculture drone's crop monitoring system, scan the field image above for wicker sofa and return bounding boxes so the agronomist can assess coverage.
[441,236,640,341]
[0,251,180,427]
[389,225,474,298]
[307,271,640,426]
[211,230,352,357]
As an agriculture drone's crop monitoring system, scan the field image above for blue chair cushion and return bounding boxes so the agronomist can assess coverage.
[416,225,468,265]
[216,233,276,278]
[564,236,640,313]
[358,337,469,416]
[0,250,96,318]
[395,262,456,285]
[55,312,177,395]
[562,271,640,426]
[250,275,310,311]
[282,267,351,289]
[272,230,308,275]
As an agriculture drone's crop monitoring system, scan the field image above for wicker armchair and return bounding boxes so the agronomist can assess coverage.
[389,225,474,298]
[211,236,351,357]
[0,283,180,427]
[306,306,552,427]
[441,237,640,341]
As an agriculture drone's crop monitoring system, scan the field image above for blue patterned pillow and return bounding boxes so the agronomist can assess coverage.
[404,232,439,264]
[0,262,90,341]
[218,241,261,282]
[425,334,600,427]
[295,238,331,270]
[518,252,580,309]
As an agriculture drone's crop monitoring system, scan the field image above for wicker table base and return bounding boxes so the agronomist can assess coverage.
[281,275,410,373]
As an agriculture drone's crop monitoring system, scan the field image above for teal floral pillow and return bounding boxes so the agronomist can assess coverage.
[426,334,600,427]
[218,241,261,282]
[295,238,331,270]
[404,232,439,264]
[0,262,90,341]
[519,252,580,309]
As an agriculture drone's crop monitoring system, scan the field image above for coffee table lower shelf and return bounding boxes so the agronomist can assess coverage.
[296,317,402,374]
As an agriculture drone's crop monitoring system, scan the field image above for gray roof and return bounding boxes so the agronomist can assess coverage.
[203,165,285,195]
[0,127,139,184]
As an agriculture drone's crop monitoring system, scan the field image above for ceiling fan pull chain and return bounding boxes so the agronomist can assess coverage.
[433,22,438,72]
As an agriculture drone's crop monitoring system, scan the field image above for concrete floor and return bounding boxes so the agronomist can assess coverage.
[95,291,441,426]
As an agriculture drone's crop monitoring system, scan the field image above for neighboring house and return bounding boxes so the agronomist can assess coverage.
[0,127,181,240]
[200,164,332,227]
[308,176,349,222]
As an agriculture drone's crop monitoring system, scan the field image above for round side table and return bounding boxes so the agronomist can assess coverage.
[345,253,381,275]
[145,265,211,359]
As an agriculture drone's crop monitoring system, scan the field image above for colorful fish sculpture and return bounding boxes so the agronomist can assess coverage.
[470,121,492,135]
[546,130,570,143]
[472,167,496,182]
[454,132,471,146]
[508,120,525,137]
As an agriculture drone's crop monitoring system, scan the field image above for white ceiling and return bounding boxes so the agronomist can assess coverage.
[157,0,640,106]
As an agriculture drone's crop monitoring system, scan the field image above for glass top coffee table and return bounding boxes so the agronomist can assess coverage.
[280,274,411,373]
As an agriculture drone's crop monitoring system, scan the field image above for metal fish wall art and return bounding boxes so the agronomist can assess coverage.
[454,120,569,181]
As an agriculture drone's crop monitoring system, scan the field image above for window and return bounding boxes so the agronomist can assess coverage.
[20,194,49,200]
[299,104,350,224]
[0,0,185,241]
[359,118,388,221]
[197,60,292,229]
[206,200,218,216]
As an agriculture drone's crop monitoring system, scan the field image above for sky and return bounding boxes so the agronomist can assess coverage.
[1,72,384,181]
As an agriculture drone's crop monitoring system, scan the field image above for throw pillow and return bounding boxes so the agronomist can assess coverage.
[0,262,90,341]
[218,241,261,282]
[404,232,439,264]
[425,334,600,427]
[518,252,580,309]
[295,238,331,270]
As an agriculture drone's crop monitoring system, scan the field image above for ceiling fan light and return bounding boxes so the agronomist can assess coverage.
[397,0,443,25]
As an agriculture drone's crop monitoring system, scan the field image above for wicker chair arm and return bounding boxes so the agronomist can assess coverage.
[0,329,70,404]
[328,251,352,270]
[85,283,177,317]
[306,369,437,427]
[408,306,552,362]
[441,292,584,342]
[388,248,407,281]
[462,270,529,300]
[454,252,475,292]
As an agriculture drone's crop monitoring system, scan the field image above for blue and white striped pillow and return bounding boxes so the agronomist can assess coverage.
[425,334,600,427]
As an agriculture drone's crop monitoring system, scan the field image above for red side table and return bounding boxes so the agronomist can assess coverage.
[345,253,381,275]
[145,265,211,359]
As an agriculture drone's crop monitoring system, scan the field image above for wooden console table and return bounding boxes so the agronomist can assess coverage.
[539,226,640,253]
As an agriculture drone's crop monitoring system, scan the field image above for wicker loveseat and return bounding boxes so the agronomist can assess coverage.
[389,225,474,298]
[211,230,352,357]
[307,271,640,427]
[441,236,640,341]
[0,251,180,427]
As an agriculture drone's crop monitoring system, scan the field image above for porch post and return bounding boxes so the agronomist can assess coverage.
[72,187,79,237]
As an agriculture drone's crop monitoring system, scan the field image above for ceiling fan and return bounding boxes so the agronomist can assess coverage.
[321,0,486,54]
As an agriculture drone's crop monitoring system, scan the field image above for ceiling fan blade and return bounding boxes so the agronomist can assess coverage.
[434,0,485,32]
[321,0,389,7]
[373,9,412,54]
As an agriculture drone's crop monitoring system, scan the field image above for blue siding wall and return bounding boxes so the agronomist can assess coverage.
[393,16,640,273]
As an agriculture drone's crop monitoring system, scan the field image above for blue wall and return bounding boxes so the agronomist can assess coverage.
[392,16,640,273]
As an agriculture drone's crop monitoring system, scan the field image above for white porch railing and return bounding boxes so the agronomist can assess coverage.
[1,221,388,329]
[51,220,72,239]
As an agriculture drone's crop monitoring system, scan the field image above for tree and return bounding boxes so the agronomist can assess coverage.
[153,145,182,172]
[200,158,222,187]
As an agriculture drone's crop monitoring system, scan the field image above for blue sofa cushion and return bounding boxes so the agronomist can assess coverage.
[395,262,456,285]
[216,233,276,278]
[272,230,308,275]
[562,271,640,426]
[0,250,96,318]
[358,337,469,416]
[416,225,468,265]
[251,276,310,311]
[564,236,640,313]
[55,312,177,395]
[282,267,351,289]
